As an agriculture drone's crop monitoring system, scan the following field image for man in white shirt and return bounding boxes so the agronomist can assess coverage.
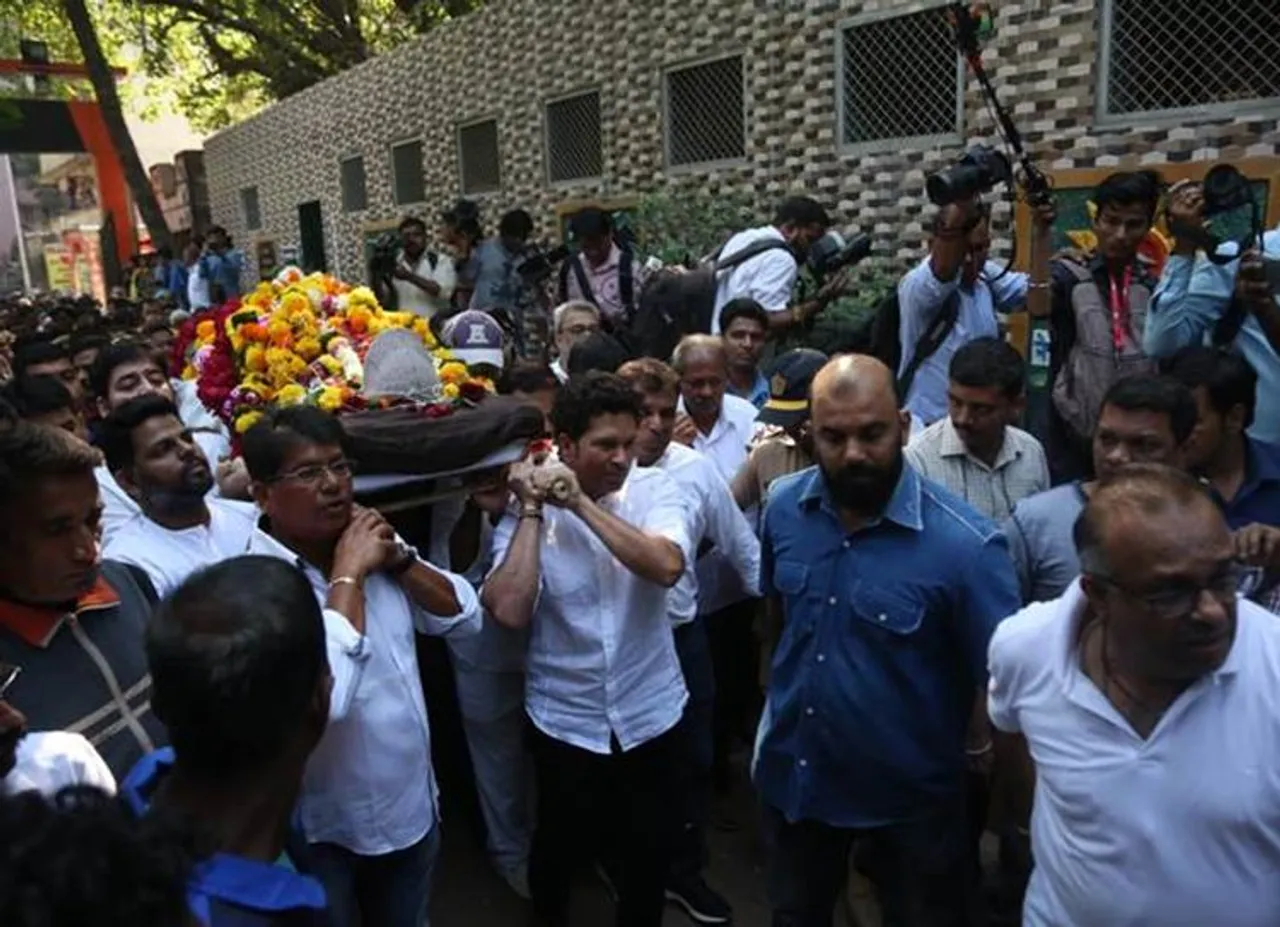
[618,358,759,925]
[549,300,601,383]
[483,372,691,927]
[88,341,241,544]
[99,395,258,597]
[989,464,1280,926]
[711,196,849,336]
[240,406,481,927]
[672,334,761,790]
[380,216,456,320]
[906,336,1049,521]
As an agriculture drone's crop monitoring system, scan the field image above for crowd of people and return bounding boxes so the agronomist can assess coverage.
[0,162,1278,927]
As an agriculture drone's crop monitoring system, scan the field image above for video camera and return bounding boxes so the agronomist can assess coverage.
[926,145,1013,207]
[514,243,572,285]
[807,231,873,280]
[1169,163,1266,266]
[369,231,401,281]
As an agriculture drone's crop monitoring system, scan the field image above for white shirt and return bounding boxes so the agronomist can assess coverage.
[103,498,260,597]
[2,731,116,797]
[989,584,1280,927]
[187,262,210,310]
[247,528,481,854]
[392,250,456,319]
[651,443,760,625]
[550,358,568,384]
[897,258,1028,426]
[490,466,692,754]
[711,226,798,334]
[677,393,758,485]
[906,418,1050,521]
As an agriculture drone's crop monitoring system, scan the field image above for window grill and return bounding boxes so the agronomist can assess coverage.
[340,156,367,212]
[546,91,603,183]
[458,120,501,194]
[665,55,746,167]
[391,140,425,205]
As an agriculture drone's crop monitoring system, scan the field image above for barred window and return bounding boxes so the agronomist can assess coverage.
[1100,0,1280,121]
[240,186,260,231]
[391,140,425,205]
[838,7,961,149]
[340,156,367,212]
[459,119,501,194]
[665,55,745,167]
[546,91,603,183]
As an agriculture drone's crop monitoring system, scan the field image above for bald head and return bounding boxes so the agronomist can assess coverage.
[811,354,898,406]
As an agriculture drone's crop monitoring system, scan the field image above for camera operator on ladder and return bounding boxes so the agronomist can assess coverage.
[377,216,457,321]
[897,160,1055,430]
[712,196,855,338]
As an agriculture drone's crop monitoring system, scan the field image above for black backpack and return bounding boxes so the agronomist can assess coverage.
[558,249,636,316]
[623,238,794,360]
[859,289,962,398]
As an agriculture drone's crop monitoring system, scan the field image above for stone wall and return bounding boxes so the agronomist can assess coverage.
[203,0,1280,282]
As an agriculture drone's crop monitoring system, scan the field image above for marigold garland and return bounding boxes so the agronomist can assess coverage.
[171,266,493,435]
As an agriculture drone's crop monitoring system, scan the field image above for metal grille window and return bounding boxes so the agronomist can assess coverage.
[240,186,260,231]
[1100,0,1280,122]
[340,155,367,212]
[458,119,501,194]
[546,91,603,183]
[839,7,961,149]
[391,140,425,205]
[665,55,745,167]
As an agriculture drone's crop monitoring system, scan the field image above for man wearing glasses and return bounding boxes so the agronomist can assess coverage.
[988,464,1280,927]
[240,405,481,927]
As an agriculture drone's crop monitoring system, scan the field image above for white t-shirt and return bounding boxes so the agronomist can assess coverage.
[710,226,798,334]
[2,731,116,797]
[187,262,211,310]
[989,583,1280,926]
[392,250,457,319]
[102,498,260,597]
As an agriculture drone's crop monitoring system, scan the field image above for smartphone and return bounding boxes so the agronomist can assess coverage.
[0,663,20,700]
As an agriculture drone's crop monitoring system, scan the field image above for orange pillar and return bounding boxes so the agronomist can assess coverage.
[67,100,135,265]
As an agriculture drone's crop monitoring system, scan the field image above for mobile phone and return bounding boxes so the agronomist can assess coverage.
[0,663,21,700]
[1264,257,1280,295]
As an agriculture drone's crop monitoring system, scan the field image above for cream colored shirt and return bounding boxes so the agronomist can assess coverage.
[906,417,1049,521]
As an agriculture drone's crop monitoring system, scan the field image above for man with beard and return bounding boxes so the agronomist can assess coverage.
[241,405,480,927]
[989,465,1280,926]
[618,357,759,925]
[0,422,166,778]
[379,215,456,320]
[99,395,258,597]
[755,355,1019,927]
[483,372,691,927]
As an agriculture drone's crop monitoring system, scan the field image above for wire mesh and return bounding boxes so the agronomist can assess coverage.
[391,140,425,205]
[841,7,959,147]
[665,55,746,167]
[459,120,501,194]
[1103,0,1280,117]
[546,91,603,183]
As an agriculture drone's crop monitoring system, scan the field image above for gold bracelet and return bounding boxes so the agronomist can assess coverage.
[329,575,361,589]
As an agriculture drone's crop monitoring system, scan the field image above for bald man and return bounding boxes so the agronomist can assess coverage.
[755,355,1019,927]
[989,464,1280,926]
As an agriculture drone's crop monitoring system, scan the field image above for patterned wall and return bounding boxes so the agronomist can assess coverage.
[203,0,1280,282]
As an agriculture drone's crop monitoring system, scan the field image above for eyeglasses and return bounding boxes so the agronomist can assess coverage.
[271,458,353,486]
[1094,561,1259,620]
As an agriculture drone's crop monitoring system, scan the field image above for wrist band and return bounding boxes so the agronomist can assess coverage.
[330,575,361,590]
[519,506,544,520]
[965,742,993,756]
[388,545,417,576]
[1027,281,1051,291]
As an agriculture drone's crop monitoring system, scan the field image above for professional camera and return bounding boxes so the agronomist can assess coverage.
[514,242,572,285]
[807,231,872,281]
[1168,163,1265,266]
[926,145,1013,206]
[369,231,400,281]
[1201,164,1254,217]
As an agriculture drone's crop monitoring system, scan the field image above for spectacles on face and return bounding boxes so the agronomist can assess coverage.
[562,322,599,338]
[270,458,353,487]
[1093,560,1255,620]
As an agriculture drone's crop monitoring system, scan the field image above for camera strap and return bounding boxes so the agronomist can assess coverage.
[898,291,961,399]
[1212,297,1250,348]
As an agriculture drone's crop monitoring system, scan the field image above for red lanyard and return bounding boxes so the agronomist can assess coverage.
[1108,266,1133,352]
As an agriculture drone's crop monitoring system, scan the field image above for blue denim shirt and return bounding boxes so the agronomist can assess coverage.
[754,463,1020,828]
[199,249,246,300]
[1216,439,1280,530]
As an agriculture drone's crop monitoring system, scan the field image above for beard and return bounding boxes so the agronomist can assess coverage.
[821,451,903,515]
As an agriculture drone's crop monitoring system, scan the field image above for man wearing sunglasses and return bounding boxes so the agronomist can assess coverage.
[988,464,1280,927]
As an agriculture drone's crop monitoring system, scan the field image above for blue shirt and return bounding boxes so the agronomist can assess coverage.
[199,249,246,300]
[122,749,329,927]
[468,238,528,315]
[1216,439,1280,530]
[755,463,1020,827]
[1146,228,1280,444]
[730,370,770,409]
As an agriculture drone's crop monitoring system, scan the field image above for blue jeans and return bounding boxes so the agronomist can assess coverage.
[308,826,441,927]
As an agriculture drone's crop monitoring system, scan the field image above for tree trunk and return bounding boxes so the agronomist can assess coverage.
[62,0,175,254]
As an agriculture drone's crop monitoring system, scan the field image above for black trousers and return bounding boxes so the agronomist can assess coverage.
[528,721,685,927]
[705,598,760,790]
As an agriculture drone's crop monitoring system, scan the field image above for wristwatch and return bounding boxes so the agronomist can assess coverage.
[388,542,418,576]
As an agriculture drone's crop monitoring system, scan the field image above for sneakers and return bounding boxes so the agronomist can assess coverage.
[665,876,733,925]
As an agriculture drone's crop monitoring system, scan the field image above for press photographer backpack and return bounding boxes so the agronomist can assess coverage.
[860,289,961,397]
[557,248,636,315]
[624,238,794,360]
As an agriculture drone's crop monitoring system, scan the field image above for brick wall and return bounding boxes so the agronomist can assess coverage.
[203,0,1280,282]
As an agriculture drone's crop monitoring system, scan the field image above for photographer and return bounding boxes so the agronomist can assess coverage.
[712,196,852,336]
[1146,181,1280,444]
[376,216,456,321]
[470,210,545,354]
[897,194,1054,429]
[197,226,244,306]
[558,208,646,326]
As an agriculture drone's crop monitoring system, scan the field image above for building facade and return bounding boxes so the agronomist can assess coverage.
[203,0,1280,283]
